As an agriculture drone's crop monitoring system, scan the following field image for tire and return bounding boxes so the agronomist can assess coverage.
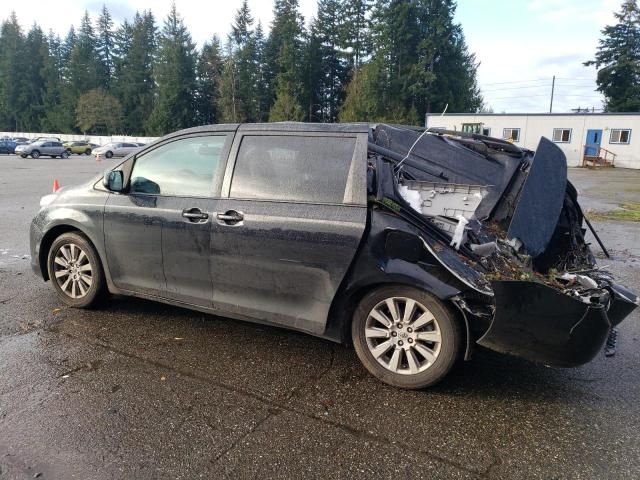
[66,148,72,154]
[61,151,69,159]
[46,232,106,308]
[20,154,26,158]
[85,149,91,155]
[351,286,463,389]
[31,150,40,159]
[105,151,113,158]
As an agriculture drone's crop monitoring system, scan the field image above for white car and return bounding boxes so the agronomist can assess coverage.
[92,142,142,158]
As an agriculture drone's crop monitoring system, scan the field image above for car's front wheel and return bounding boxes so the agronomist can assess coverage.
[105,151,113,158]
[61,150,69,159]
[352,286,462,389]
[47,232,106,308]
[85,148,91,155]
[31,150,40,159]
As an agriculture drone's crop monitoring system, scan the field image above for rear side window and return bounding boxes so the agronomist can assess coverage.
[230,135,356,204]
[130,135,228,197]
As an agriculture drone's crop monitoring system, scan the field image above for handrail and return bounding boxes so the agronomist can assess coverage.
[582,144,617,167]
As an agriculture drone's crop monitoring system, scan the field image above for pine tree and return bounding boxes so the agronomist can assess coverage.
[19,24,48,131]
[195,35,223,125]
[585,0,640,112]
[147,3,197,135]
[113,12,157,135]
[264,0,305,117]
[0,13,26,131]
[41,31,73,132]
[96,5,115,90]
[67,11,100,97]
[341,0,373,70]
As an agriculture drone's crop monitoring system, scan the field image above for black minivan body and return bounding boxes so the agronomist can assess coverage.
[30,123,638,389]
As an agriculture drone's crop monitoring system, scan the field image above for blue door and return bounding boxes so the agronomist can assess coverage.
[585,129,602,156]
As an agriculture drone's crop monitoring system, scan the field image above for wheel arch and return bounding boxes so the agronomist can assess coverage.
[39,224,104,281]
[325,259,470,350]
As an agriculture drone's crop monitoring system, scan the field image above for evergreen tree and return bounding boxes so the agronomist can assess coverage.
[67,11,100,97]
[19,24,48,131]
[195,35,223,125]
[341,0,373,70]
[0,13,26,131]
[585,0,640,112]
[41,31,73,132]
[308,0,350,122]
[147,4,197,134]
[96,5,115,89]
[264,0,305,117]
[113,12,157,135]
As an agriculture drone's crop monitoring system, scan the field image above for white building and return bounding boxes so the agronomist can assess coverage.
[424,113,640,169]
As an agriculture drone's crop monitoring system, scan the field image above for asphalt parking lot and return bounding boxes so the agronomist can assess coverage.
[1,154,639,479]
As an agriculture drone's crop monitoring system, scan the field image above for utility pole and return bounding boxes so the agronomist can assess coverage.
[549,75,556,113]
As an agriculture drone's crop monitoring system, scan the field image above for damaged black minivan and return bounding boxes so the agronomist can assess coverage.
[30,123,638,389]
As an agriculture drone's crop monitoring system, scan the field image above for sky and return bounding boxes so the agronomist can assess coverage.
[3,0,625,113]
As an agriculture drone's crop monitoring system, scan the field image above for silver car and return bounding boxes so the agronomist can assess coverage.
[15,140,69,159]
[92,142,141,158]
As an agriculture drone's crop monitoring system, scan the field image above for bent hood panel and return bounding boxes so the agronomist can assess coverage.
[507,138,567,257]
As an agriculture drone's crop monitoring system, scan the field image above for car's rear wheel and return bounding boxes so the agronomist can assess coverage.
[352,286,462,389]
[31,150,40,159]
[61,151,69,159]
[47,232,106,308]
[20,154,26,158]
[85,148,91,155]
[105,151,113,158]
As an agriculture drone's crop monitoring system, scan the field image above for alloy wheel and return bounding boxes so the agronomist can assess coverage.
[365,297,442,375]
[53,243,93,299]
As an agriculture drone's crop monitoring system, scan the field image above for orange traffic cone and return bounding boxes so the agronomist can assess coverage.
[53,179,60,192]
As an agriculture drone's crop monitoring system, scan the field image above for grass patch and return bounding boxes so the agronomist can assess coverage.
[586,202,640,222]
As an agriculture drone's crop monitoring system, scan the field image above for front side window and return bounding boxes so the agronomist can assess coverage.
[130,135,228,197]
[503,128,521,142]
[610,129,631,144]
[553,128,572,143]
[230,135,356,204]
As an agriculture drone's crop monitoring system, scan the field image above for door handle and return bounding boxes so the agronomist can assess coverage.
[182,208,209,222]
[216,210,244,225]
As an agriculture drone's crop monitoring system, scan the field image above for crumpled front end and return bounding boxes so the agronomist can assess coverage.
[369,124,637,367]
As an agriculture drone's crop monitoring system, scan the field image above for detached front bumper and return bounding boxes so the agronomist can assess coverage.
[477,280,638,367]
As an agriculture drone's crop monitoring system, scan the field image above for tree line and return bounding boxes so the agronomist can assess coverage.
[0,0,483,136]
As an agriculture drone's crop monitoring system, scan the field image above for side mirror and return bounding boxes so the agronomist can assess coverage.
[103,170,124,192]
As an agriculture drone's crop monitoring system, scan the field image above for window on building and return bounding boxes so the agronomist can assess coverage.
[610,129,631,144]
[552,128,572,143]
[230,135,356,204]
[482,127,491,137]
[461,123,482,134]
[503,128,521,142]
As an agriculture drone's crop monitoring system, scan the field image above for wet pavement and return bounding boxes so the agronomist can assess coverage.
[1,155,639,479]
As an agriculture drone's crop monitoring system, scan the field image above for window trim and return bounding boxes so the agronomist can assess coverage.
[503,128,521,143]
[126,132,234,199]
[221,131,368,207]
[609,128,631,145]
[552,128,572,143]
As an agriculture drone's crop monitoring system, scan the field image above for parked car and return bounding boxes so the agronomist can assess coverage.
[91,142,141,158]
[12,137,31,145]
[0,139,16,154]
[30,123,638,389]
[64,141,95,155]
[33,136,61,142]
[16,140,69,159]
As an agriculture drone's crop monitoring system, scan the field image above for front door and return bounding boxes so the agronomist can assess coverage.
[105,133,233,305]
[211,131,368,335]
[585,129,602,156]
